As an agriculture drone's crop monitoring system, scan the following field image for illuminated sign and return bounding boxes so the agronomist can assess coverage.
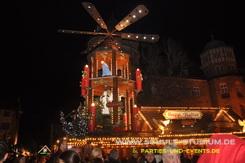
[38,145,52,155]
[163,110,203,119]
[106,102,123,107]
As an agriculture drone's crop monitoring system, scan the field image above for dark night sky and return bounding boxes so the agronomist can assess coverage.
[1,1,245,147]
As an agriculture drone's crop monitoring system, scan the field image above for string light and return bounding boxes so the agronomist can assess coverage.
[55,131,243,147]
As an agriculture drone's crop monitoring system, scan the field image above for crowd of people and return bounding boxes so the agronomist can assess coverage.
[0,134,245,163]
[0,140,182,163]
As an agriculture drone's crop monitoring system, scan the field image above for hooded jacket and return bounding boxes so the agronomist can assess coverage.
[198,134,245,163]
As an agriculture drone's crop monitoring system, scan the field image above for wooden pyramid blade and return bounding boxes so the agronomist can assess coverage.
[82,2,108,30]
[58,29,108,36]
[121,33,159,43]
[115,5,148,31]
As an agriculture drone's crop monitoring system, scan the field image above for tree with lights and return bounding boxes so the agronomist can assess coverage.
[60,103,88,138]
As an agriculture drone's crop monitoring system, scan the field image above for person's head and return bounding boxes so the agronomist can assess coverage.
[38,155,46,163]
[0,141,8,163]
[162,145,181,163]
[92,158,104,163]
[59,140,68,152]
[145,153,155,163]
[70,147,80,154]
[101,61,104,64]
[59,150,80,163]
[91,148,102,159]
[14,155,26,163]
[109,149,119,160]
[132,153,138,159]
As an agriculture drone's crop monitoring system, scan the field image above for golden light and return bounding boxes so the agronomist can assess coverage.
[162,120,170,126]
[238,119,245,132]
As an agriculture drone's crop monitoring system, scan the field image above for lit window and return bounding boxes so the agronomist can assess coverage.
[219,83,228,94]
[193,87,200,96]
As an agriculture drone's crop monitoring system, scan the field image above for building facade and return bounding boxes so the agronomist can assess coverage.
[0,109,22,145]
[138,39,245,118]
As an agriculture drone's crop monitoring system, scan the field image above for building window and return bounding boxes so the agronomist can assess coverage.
[220,83,230,98]
[235,82,241,93]
[215,65,224,71]
[227,53,232,58]
[219,83,228,94]
[0,123,10,130]
[235,81,243,97]
[193,87,200,96]
[214,53,221,58]
[3,111,11,117]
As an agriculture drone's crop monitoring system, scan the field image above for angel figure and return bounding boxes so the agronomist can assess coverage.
[100,89,113,114]
[238,119,245,132]
[153,118,165,134]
